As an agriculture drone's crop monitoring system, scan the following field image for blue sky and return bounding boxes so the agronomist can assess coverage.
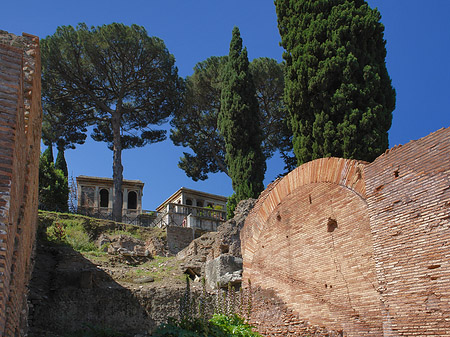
[2,1,449,210]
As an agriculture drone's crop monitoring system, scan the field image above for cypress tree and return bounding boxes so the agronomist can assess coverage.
[55,148,68,177]
[39,152,69,212]
[42,145,54,164]
[275,0,396,165]
[218,27,266,216]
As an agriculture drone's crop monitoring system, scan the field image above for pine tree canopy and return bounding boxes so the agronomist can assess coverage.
[170,56,293,181]
[41,23,183,221]
[275,0,396,165]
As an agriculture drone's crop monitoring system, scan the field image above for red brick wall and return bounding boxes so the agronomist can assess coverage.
[0,32,42,336]
[242,158,382,336]
[366,127,450,336]
[242,129,450,336]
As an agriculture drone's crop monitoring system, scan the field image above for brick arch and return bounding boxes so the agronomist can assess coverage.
[241,157,383,335]
[242,157,367,259]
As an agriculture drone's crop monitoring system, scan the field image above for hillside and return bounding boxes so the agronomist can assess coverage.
[28,211,194,337]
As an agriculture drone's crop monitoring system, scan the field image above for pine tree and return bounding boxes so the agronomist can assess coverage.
[275,0,396,165]
[218,27,266,216]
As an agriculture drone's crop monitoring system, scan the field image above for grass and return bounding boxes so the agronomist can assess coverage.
[38,210,184,285]
[123,255,184,283]
[38,210,166,253]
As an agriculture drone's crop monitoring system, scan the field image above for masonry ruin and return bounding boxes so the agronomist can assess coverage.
[242,127,450,336]
[0,31,42,336]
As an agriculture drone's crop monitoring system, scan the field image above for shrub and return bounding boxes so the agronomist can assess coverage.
[153,276,260,336]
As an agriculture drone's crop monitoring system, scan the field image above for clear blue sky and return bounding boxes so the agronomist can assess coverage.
[2,1,449,210]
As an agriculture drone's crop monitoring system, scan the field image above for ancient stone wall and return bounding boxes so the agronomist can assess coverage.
[166,226,204,255]
[242,128,450,336]
[366,127,450,336]
[0,31,42,335]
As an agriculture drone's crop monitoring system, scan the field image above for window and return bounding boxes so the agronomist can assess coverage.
[128,191,137,210]
[186,199,192,206]
[197,200,204,207]
[99,189,109,208]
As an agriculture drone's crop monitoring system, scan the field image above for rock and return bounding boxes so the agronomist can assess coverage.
[145,237,167,256]
[96,234,111,252]
[134,276,155,284]
[176,199,256,278]
[106,235,150,257]
[205,254,243,289]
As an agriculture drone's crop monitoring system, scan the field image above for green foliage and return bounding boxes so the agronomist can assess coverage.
[55,148,68,177]
[42,145,54,163]
[154,273,257,336]
[38,211,166,253]
[226,194,238,219]
[41,22,183,221]
[275,0,395,165]
[218,27,266,210]
[171,55,293,181]
[39,149,69,212]
[153,314,261,337]
[43,216,96,251]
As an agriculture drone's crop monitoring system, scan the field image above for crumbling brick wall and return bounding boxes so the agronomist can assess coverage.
[366,127,450,336]
[242,128,450,336]
[0,31,42,336]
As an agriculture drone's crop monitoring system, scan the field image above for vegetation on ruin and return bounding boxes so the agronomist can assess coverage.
[218,27,266,217]
[153,277,261,337]
[275,0,396,165]
[41,23,183,222]
[38,210,166,251]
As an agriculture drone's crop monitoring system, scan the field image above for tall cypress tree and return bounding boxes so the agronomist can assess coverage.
[218,27,266,216]
[275,0,395,165]
[55,148,68,177]
[42,145,54,164]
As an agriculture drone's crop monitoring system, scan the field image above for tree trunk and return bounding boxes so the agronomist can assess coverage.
[111,113,123,222]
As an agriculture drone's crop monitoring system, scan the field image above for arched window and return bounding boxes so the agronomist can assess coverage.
[99,189,109,208]
[186,199,192,206]
[197,200,204,207]
[128,191,137,210]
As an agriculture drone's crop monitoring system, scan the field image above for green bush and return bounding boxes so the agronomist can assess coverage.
[65,224,97,251]
[152,314,260,337]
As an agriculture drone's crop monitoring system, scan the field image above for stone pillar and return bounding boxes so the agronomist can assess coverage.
[108,187,113,210]
[94,186,99,209]
[123,188,128,216]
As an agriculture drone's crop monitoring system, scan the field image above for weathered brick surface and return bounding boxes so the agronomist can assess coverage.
[242,158,381,336]
[242,129,450,336]
[366,127,450,336]
[0,31,42,336]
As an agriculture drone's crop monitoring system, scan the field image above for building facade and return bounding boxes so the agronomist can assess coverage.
[76,176,145,223]
[155,187,227,231]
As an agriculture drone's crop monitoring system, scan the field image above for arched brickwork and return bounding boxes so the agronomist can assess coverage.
[242,158,382,336]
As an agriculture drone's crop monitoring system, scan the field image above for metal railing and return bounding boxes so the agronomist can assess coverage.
[77,203,227,230]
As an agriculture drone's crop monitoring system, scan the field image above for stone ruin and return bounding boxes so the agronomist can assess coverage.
[0,31,42,335]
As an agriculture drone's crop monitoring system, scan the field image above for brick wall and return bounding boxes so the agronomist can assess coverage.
[366,127,450,336]
[166,226,204,255]
[0,31,42,336]
[242,158,382,336]
[242,129,450,336]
